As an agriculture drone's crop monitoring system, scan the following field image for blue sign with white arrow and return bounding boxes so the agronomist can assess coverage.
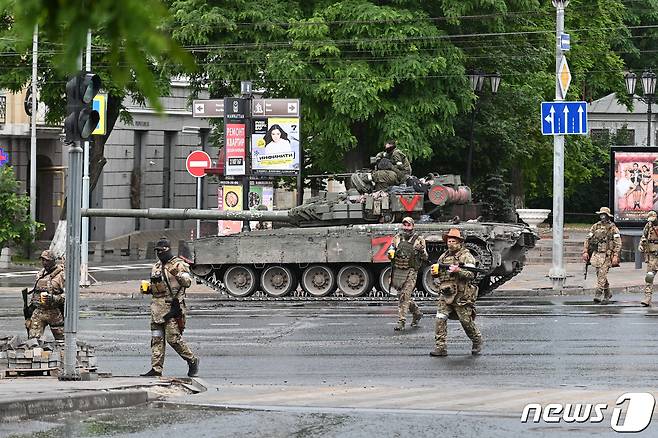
[0,147,8,167]
[541,101,588,135]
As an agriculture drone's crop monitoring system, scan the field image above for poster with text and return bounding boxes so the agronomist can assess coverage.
[217,184,243,235]
[225,123,246,176]
[248,184,274,229]
[251,117,300,174]
[612,151,658,223]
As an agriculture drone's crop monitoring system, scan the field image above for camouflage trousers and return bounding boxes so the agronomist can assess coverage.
[434,299,481,350]
[372,170,399,191]
[397,269,420,323]
[593,259,612,300]
[28,308,64,340]
[643,254,658,305]
[150,319,196,374]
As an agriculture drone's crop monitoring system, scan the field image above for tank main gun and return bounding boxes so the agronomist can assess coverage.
[81,208,295,223]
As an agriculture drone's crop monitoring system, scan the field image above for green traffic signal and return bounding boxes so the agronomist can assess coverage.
[65,71,101,142]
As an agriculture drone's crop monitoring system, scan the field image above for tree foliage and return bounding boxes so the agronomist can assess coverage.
[0,166,43,248]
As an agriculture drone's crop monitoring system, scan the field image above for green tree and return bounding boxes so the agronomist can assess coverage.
[0,166,43,249]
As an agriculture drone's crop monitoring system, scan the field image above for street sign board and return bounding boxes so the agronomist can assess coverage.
[541,101,588,135]
[186,150,211,177]
[560,33,570,51]
[558,56,571,99]
[92,95,107,135]
[192,99,225,118]
[224,97,246,121]
[0,147,8,166]
[252,99,300,117]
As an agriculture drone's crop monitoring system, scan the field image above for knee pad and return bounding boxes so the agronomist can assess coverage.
[435,312,448,321]
[646,271,655,284]
[151,329,164,338]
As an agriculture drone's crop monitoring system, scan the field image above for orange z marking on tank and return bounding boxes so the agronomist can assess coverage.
[372,235,394,263]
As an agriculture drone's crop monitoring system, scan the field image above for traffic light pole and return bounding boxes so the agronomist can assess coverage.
[29,25,37,223]
[81,30,92,287]
[61,139,82,380]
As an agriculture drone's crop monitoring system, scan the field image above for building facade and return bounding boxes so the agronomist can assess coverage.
[588,93,658,147]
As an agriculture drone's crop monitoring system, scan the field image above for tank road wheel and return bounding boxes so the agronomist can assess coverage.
[337,265,373,297]
[223,265,258,297]
[190,264,212,277]
[378,266,392,295]
[420,265,440,297]
[261,265,297,298]
[301,265,336,297]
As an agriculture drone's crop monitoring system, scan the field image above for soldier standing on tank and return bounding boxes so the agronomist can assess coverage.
[141,237,199,377]
[582,207,621,304]
[429,228,482,356]
[388,217,426,331]
[27,250,65,340]
[639,210,658,306]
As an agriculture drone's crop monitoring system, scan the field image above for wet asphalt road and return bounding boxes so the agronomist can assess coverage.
[2,293,658,437]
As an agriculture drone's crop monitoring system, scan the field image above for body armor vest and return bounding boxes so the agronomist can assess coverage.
[394,234,420,270]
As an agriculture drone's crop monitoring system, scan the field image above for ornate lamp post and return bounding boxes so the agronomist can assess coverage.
[625,69,657,147]
[465,71,501,185]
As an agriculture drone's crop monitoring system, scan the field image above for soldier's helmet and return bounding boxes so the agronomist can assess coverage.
[402,216,415,226]
[595,207,613,218]
[443,228,464,242]
[155,236,171,250]
[256,204,268,211]
[648,211,657,221]
[39,250,55,261]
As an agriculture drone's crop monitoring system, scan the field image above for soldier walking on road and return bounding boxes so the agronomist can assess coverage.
[140,237,199,377]
[639,210,658,306]
[388,217,427,331]
[582,207,621,304]
[27,250,65,341]
[430,229,482,357]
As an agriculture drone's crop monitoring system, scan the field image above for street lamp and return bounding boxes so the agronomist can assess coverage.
[465,71,501,185]
[625,69,657,147]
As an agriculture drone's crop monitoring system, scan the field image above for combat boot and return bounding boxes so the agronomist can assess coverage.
[394,320,405,331]
[187,358,199,377]
[593,290,602,304]
[471,339,482,356]
[602,289,612,305]
[641,293,652,307]
[140,368,162,377]
[429,347,447,357]
[410,312,422,328]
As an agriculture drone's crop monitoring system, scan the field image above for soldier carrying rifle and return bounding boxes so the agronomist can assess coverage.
[582,207,621,304]
[639,210,658,307]
[24,250,65,341]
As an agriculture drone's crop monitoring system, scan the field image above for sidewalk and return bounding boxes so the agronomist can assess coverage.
[0,376,205,422]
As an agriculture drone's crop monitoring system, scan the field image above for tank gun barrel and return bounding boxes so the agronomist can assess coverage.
[80,208,294,222]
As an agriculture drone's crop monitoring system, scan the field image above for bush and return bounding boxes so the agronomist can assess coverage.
[0,166,43,250]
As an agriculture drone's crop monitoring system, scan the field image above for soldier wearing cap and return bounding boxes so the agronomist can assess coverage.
[140,237,199,377]
[429,228,482,356]
[582,207,621,304]
[387,216,427,331]
[27,250,65,340]
[639,210,658,306]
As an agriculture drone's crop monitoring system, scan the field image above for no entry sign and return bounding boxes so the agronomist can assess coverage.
[186,150,211,178]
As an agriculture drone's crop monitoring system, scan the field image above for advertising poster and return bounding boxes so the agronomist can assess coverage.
[225,123,246,176]
[251,117,300,174]
[217,184,243,235]
[248,184,274,229]
[612,150,658,224]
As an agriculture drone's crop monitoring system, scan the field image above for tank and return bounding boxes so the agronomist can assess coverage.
[188,174,538,300]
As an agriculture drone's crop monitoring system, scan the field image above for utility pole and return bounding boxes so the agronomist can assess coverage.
[549,0,569,291]
[29,25,37,222]
[81,30,92,286]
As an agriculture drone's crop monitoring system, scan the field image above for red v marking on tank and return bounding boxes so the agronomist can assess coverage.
[371,235,394,263]
[399,194,422,211]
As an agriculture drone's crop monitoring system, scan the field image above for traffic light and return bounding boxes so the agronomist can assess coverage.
[64,72,101,142]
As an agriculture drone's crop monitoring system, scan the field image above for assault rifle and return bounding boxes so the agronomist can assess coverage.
[583,241,596,280]
[21,288,35,335]
[431,263,488,276]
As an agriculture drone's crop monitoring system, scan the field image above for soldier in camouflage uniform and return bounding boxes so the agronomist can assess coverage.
[351,140,412,193]
[27,250,65,340]
[582,207,621,304]
[141,237,199,377]
[388,217,426,331]
[638,210,658,306]
[429,228,482,357]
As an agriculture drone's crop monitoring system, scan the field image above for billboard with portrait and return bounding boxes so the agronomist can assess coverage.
[217,183,243,235]
[611,147,658,225]
[251,117,300,174]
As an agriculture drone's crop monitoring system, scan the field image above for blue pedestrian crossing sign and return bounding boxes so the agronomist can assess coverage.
[92,95,107,135]
[541,101,588,135]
